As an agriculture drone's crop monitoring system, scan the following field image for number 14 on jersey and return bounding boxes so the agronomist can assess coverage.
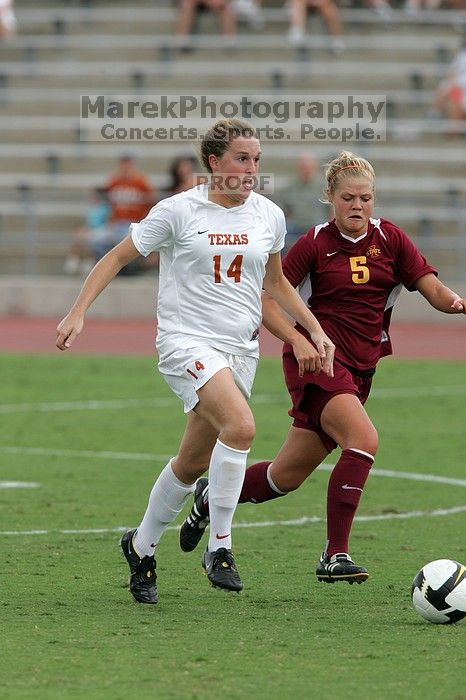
[213,255,243,284]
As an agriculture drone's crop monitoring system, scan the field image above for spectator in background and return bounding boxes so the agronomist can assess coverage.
[276,154,330,251]
[233,0,264,29]
[105,154,156,240]
[431,35,466,132]
[176,0,237,49]
[0,0,17,38]
[63,188,111,276]
[287,0,345,53]
[164,154,199,196]
[105,154,157,274]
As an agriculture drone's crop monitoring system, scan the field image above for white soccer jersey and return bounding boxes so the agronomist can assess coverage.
[131,184,286,358]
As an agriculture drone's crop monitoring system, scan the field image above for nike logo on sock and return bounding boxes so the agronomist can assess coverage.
[342,484,363,491]
[216,533,230,540]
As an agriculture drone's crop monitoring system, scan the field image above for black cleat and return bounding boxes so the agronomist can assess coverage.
[179,477,210,552]
[202,548,243,592]
[120,528,158,604]
[316,552,369,585]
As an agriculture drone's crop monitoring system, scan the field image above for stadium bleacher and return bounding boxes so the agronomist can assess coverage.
[0,0,465,280]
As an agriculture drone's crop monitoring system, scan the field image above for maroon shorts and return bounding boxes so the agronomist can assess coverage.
[282,345,373,453]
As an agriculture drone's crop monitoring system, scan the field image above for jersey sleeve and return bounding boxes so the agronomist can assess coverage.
[382,220,438,291]
[282,229,317,287]
[130,198,179,256]
[269,204,287,254]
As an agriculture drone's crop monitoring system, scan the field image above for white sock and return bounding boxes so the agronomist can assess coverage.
[207,439,249,552]
[134,460,195,557]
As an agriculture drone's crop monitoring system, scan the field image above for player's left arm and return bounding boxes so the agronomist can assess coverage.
[263,252,335,376]
[415,273,465,314]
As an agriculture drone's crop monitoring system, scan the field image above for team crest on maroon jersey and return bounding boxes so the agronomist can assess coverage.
[366,244,381,258]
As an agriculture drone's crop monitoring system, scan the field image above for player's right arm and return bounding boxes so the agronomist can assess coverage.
[56,236,140,351]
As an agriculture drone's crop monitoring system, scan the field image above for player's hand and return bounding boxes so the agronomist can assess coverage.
[309,329,335,378]
[290,334,323,377]
[56,312,84,351]
[451,297,465,313]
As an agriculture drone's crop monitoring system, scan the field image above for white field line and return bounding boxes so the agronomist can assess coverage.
[0,481,39,489]
[1,504,466,537]
[0,385,466,414]
[1,455,465,535]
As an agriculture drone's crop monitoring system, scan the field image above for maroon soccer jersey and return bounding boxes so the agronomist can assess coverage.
[282,218,437,370]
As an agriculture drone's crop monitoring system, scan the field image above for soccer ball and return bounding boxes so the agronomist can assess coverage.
[411,559,466,624]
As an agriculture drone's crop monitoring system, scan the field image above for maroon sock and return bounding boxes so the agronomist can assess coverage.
[238,461,285,503]
[326,448,374,557]
[201,461,283,515]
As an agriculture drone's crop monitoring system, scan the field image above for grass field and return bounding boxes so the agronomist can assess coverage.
[1,353,465,700]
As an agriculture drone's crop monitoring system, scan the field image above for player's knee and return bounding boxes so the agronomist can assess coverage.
[222,416,256,449]
[235,417,256,446]
[358,424,378,457]
[343,423,378,457]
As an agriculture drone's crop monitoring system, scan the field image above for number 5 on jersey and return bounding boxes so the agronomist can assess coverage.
[213,254,243,284]
[350,256,370,285]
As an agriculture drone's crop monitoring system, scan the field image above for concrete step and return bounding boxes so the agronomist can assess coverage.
[1,139,462,161]
[0,86,439,107]
[0,58,450,80]
[0,149,464,179]
[0,32,459,63]
[0,93,437,119]
[0,71,443,93]
[0,46,451,65]
[14,6,466,33]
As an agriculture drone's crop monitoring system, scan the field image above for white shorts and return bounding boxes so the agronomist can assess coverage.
[158,342,258,413]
